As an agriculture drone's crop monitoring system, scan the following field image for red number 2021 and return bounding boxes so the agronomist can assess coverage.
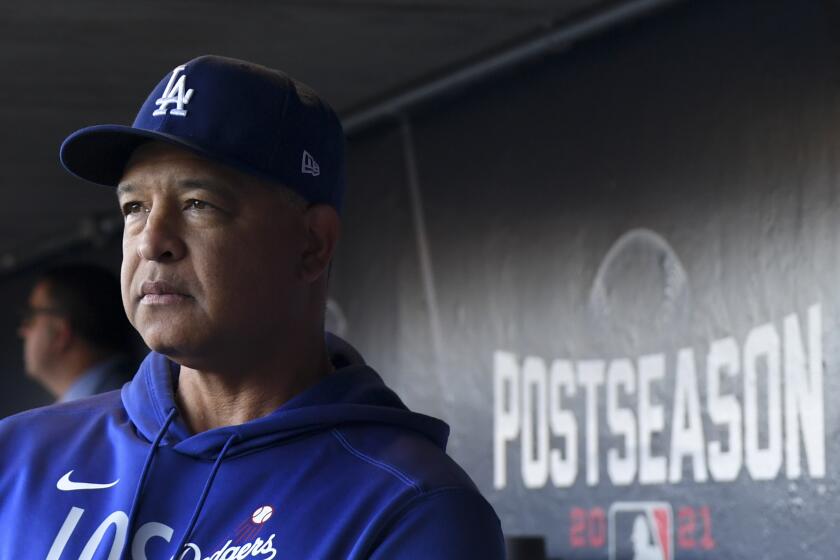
[570,507,606,549]
[677,506,715,550]
[569,505,715,551]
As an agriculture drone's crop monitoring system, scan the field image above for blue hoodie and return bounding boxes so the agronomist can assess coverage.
[0,339,504,559]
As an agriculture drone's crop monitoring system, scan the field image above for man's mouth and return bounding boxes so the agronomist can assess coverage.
[139,281,191,305]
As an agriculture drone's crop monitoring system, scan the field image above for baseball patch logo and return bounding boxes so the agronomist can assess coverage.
[252,505,274,524]
[609,502,673,560]
[226,504,278,544]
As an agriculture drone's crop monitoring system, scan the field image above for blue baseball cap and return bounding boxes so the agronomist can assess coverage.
[60,55,345,211]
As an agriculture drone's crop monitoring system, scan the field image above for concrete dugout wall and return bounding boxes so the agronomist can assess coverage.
[331,0,840,558]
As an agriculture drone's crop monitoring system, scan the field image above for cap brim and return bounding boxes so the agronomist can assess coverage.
[59,125,210,187]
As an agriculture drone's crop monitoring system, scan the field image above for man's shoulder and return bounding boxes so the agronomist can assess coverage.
[331,423,504,558]
[330,423,478,493]
[0,390,125,448]
[2,388,124,421]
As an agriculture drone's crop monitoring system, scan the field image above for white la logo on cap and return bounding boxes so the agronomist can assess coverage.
[302,150,320,176]
[153,65,194,117]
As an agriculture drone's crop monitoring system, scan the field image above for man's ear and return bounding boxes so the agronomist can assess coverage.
[48,317,73,354]
[300,204,341,283]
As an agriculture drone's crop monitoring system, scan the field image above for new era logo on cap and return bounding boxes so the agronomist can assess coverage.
[302,150,320,176]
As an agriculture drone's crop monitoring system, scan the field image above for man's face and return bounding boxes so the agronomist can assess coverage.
[118,142,309,370]
[18,281,62,379]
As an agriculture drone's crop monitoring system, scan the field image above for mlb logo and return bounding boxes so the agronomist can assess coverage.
[608,502,673,560]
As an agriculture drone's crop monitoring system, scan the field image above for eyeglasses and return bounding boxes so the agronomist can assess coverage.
[18,306,64,326]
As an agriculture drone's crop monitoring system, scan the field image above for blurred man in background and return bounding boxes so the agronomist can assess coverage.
[18,263,136,401]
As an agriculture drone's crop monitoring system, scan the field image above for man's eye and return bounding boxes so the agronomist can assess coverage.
[186,199,209,211]
[122,202,145,216]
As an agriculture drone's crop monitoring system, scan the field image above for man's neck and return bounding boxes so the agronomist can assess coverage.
[174,342,335,433]
[45,347,106,400]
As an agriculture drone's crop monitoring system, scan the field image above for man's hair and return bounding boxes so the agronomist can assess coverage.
[38,264,133,355]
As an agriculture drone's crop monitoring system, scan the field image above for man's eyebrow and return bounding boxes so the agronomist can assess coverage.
[176,178,236,197]
[116,183,134,197]
[115,179,236,198]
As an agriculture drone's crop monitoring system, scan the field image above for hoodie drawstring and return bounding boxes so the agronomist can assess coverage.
[172,432,240,557]
[125,406,178,555]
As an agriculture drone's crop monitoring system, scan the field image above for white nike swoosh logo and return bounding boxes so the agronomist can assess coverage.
[56,470,119,491]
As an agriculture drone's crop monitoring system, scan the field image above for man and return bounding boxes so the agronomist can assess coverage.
[19,264,135,402]
[0,56,504,558]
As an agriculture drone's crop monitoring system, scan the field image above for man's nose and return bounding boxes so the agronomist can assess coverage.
[136,207,187,262]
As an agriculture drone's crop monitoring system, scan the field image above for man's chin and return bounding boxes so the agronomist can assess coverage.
[139,329,215,368]
[139,327,196,358]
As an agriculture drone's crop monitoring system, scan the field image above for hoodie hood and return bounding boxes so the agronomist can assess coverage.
[122,335,450,460]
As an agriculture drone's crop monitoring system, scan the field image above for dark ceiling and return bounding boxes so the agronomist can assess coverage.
[0,0,668,261]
